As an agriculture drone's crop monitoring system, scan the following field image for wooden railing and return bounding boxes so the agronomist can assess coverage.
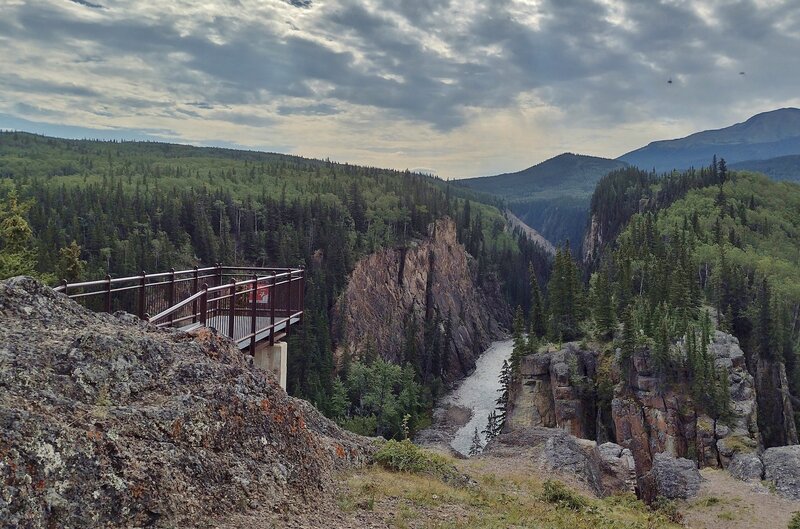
[54,265,304,354]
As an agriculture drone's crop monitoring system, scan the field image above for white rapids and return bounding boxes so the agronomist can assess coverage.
[438,339,513,456]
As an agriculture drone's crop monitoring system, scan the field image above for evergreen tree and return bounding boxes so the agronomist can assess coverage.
[484,411,500,442]
[0,189,37,279]
[590,267,616,340]
[528,262,545,337]
[57,240,86,282]
[468,427,483,456]
[510,306,527,374]
[495,360,512,432]
[620,306,637,371]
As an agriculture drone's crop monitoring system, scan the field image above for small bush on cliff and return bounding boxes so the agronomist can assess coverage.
[789,512,800,529]
[374,439,464,484]
[541,479,587,511]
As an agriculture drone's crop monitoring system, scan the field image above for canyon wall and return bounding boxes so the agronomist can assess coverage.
[505,332,764,496]
[334,217,510,380]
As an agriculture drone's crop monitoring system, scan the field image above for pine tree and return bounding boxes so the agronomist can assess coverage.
[510,306,527,374]
[756,278,776,360]
[469,427,483,456]
[591,268,616,340]
[495,360,512,432]
[620,306,637,371]
[483,411,499,442]
[653,312,671,379]
[529,262,545,337]
[57,241,85,282]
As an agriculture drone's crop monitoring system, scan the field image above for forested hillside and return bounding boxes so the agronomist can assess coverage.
[551,161,800,443]
[457,153,628,250]
[0,131,552,439]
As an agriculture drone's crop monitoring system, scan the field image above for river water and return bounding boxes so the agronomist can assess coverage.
[430,339,513,456]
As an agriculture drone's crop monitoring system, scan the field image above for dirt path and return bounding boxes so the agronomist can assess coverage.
[683,468,800,529]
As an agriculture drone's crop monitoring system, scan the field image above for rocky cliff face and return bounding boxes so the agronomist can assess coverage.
[334,217,509,380]
[613,332,759,478]
[505,332,762,500]
[505,345,598,440]
[754,357,798,448]
[0,277,373,528]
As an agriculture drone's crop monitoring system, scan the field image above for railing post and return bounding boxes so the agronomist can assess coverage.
[286,270,293,339]
[249,274,257,356]
[60,279,68,296]
[105,274,112,313]
[192,266,199,323]
[216,263,223,288]
[138,271,147,319]
[299,268,304,324]
[270,273,276,346]
[228,278,236,339]
[168,268,176,325]
[200,283,208,327]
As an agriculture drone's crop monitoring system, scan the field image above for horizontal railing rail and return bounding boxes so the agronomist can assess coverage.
[54,264,304,355]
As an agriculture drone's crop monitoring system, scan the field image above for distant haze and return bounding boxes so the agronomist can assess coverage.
[2,1,800,178]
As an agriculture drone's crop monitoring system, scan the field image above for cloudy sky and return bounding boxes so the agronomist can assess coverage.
[1,0,799,177]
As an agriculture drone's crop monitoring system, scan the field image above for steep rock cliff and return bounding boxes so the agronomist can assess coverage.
[504,332,761,500]
[0,277,373,528]
[613,332,760,477]
[334,218,510,380]
[755,357,798,448]
[505,345,598,439]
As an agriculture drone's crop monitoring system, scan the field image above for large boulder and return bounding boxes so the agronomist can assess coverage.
[727,451,764,482]
[540,430,636,496]
[0,277,373,528]
[763,445,800,500]
[639,453,701,503]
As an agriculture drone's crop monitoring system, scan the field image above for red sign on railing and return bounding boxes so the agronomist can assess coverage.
[250,284,270,304]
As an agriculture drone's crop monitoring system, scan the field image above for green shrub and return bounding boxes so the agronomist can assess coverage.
[374,439,464,485]
[541,479,587,511]
[652,496,683,523]
[788,512,800,529]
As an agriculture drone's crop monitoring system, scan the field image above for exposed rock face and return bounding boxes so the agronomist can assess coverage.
[612,349,695,476]
[612,332,760,479]
[0,277,373,528]
[763,446,800,500]
[639,453,701,502]
[755,358,798,448]
[581,213,603,265]
[709,331,760,466]
[334,217,509,379]
[505,345,597,439]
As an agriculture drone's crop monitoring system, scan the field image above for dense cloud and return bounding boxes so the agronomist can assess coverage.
[1,0,799,176]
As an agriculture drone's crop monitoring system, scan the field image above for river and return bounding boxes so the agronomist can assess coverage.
[419,339,513,456]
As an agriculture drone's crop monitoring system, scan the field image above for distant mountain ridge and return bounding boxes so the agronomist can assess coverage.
[618,108,800,172]
[457,153,628,199]
[454,153,628,250]
[731,154,800,183]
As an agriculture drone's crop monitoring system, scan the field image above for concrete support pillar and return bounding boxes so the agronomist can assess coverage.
[254,341,288,390]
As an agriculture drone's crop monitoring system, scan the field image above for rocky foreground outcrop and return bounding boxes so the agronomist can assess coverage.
[334,217,509,380]
[483,427,636,497]
[0,277,373,528]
